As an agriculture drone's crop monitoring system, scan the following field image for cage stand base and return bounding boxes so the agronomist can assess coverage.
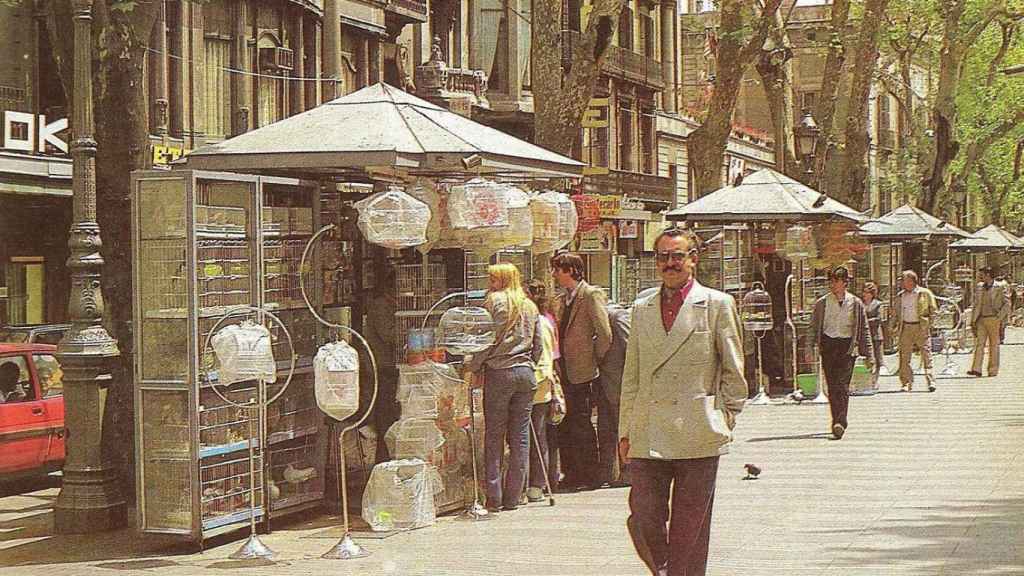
[321,533,370,559]
[229,535,276,560]
[748,392,774,406]
[458,502,494,521]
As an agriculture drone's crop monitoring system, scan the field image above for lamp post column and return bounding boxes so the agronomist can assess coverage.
[53,0,127,534]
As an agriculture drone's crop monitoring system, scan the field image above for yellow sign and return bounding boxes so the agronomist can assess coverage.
[152,144,189,166]
[583,166,610,175]
[582,97,610,129]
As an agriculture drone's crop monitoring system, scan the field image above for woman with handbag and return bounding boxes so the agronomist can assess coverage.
[465,263,543,512]
[525,279,566,502]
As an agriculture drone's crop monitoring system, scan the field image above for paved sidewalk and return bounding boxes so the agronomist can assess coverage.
[2,331,1022,576]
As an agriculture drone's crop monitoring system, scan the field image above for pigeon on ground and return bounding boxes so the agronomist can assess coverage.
[743,464,762,480]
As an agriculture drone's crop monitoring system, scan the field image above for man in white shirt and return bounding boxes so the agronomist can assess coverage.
[808,267,874,440]
[889,270,938,392]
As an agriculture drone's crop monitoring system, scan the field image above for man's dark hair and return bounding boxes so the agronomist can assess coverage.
[0,362,19,391]
[653,226,700,252]
[979,266,995,276]
[526,279,552,314]
[829,266,851,283]
[550,252,585,281]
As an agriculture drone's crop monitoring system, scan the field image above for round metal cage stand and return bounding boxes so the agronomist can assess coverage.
[299,224,379,560]
[933,295,965,378]
[201,305,297,561]
[743,282,777,406]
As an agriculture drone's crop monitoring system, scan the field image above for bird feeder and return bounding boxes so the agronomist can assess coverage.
[313,340,360,421]
[448,178,510,229]
[437,306,495,355]
[210,320,277,385]
[354,185,432,249]
[784,223,817,260]
[741,284,774,332]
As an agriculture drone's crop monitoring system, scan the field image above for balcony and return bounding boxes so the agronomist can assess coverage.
[562,31,665,90]
[582,168,675,206]
[414,48,489,116]
[385,0,427,23]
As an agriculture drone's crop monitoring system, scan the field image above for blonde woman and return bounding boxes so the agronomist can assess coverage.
[465,263,543,512]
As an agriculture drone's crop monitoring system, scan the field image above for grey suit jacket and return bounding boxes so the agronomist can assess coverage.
[808,292,875,360]
[618,281,747,461]
[555,281,613,385]
[597,303,631,406]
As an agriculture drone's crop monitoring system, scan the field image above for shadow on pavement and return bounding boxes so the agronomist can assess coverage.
[816,497,1024,573]
[745,432,832,443]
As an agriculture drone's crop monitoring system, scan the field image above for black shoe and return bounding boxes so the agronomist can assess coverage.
[967,370,982,377]
[832,423,845,440]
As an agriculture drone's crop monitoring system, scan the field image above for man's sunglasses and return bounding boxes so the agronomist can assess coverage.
[655,249,698,263]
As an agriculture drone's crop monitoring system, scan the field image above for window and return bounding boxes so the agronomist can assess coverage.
[566,0,582,32]
[256,35,285,128]
[204,37,232,139]
[618,6,633,51]
[642,14,655,58]
[32,355,63,398]
[0,356,32,402]
[639,105,655,174]
[618,99,634,172]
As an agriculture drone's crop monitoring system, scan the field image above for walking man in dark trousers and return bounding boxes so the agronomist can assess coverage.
[808,266,874,440]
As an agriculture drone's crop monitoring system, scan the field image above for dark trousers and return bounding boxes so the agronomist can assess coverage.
[528,400,555,490]
[482,366,536,509]
[627,456,719,576]
[561,379,600,486]
[820,335,854,429]
[592,377,621,485]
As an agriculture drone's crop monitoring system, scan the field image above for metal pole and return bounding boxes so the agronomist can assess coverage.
[53,0,126,533]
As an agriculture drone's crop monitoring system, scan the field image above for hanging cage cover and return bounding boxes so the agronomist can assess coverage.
[438,306,496,355]
[361,458,444,532]
[210,320,277,385]
[531,191,578,254]
[314,340,360,421]
[447,178,511,229]
[354,185,432,249]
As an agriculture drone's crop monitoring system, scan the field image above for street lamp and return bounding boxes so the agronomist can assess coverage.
[52,0,127,533]
[793,109,820,177]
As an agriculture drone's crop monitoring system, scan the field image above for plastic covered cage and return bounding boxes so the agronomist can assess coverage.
[385,417,445,461]
[741,284,774,332]
[210,320,277,385]
[784,224,817,260]
[447,178,511,229]
[354,185,431,249]
[530,191,578,254]
[438,306,495,355]
[313,340,359,421]
[361,458,444,532]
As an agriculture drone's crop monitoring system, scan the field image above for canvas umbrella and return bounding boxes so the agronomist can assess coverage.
[858,204,973,242]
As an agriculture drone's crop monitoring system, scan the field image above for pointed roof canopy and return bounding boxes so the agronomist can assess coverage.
[665,168,866,223]
[858,204,972,241]
[949,223,1024,252]
[181,83,584,179]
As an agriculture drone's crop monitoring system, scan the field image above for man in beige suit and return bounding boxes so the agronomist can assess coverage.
[551,252,613,490]
[969,266,1010,377]
[618,228,746,576]
[889,270,938,392]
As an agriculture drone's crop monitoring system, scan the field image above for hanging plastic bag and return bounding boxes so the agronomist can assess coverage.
[210,320,276,385]
[354,185,431,249]
[448,178,510,229]
[314,340,360,421]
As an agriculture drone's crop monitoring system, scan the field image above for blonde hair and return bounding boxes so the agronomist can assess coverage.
[486,263,537,331]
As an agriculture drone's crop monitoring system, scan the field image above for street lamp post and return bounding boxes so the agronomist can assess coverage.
[793,109,820,183]
[53,0,127,533]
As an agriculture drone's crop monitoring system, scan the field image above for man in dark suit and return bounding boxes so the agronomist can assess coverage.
[596,302,631,487]
[551,252,612,490]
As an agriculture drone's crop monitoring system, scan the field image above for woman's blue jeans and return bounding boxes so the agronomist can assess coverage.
[482,366,536,509]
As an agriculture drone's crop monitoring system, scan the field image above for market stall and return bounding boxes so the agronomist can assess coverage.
[132,83,584,544]
[950,223,1024,323]
[664,168,867,396]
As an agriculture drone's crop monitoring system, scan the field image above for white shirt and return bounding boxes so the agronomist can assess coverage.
[901,287,920,322]
[823,291,854,338]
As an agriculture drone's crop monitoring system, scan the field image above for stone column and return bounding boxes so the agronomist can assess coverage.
[322,0,342,100]
[232,0,251,135]
[52,0,126,534]
[152,0,170,136]
[507,0,521,100]
[659,1,676,114]
[291,10,306,113]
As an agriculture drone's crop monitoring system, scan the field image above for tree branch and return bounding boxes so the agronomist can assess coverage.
[962,0,1007,48]
[739,0,786,62]
[985,20,1015,87]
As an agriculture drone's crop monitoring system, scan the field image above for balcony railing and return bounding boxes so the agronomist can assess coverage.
[583,168,675,205]
[562,31,665,90]
[385,0,428,22]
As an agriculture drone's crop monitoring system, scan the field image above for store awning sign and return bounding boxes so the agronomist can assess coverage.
[3,111,68,155]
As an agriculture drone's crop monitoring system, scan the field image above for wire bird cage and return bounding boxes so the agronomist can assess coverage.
[361,459,444,532]
[313,340,360,422]
[448,178,511,229]
[741,284,774,332]
[933,304,958,331]
[530,191,578,254]
[878,300,890,323]
[954,266,974,283]
[438,306,495,355]
[785,224,817,260]
[354,185,431,249]
[209,320,276,385]
[385,418,446,461]
[942,284,964,303]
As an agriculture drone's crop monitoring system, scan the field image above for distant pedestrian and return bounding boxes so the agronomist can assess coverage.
[619,227,747,576]
[551,252,612,491]
[969,267,1010,377]
[808,266,874,440]
[861,281,885,387]
[596,302,631,487]
[890,270,938,392]
[465,263,542,512]
[994,272,1012,344]
[525,279,565,501]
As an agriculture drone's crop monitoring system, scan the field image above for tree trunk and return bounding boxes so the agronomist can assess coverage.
[755,7,799,179]
[811,0,851,192]
[835,0,890,210]
[532,0,623,155]
[686,0,784,197]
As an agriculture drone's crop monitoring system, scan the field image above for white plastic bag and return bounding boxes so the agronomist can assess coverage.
[355,185,431,249]
[385,417,445,461]
[314,340,360,421]
[210,320,276,385]
[448,178,510,229]
[362,458,444,531]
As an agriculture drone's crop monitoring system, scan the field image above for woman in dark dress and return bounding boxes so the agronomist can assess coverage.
[862,281,885,387]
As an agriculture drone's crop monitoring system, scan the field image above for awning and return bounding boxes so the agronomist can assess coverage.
[859,204,972,242]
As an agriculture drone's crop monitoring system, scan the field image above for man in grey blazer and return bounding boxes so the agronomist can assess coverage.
[596,302,631,487]
[808,266,874,440]
[551,252,613,490]
[619,227,747,576]
[969,266,1010,377]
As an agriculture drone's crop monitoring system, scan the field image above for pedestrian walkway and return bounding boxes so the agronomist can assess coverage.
[2,331,1022,576]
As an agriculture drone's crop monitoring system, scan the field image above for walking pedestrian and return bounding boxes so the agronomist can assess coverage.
[618,227,747,576]
[596,301,631,488]
[969,266,1010,377]
[808,267,874,440]
[994,272,1012,344]
[861,281,885,387]
[550,252,612,491]
[465,263,543,512]
[890,270,938,392]
[525,279,565,501]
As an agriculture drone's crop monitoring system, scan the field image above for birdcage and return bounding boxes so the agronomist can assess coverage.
[942,284,964,303]
[397,362,444,419]
[447,178,510,229]
[438,306,495,355]
[210,320,276,385]
[313,340,359,421]
[785,224,817,260]
[385,417,446,461]
[354,185,431,249]
[361,459,444,532]
[954,266,974,283]
[505,185,534,247]
[933,304,957,331]
[530,191,578,254]
[741,284,774,332]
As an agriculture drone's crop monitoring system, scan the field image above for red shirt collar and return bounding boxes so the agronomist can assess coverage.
[662,278,695,304]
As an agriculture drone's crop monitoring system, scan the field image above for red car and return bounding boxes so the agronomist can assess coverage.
[0,343,65,480]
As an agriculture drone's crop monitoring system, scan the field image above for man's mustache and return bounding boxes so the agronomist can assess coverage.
[662,265,684,272]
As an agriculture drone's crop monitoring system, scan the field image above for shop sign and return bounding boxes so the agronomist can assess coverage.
[576,223,616,252]
[619,220,638,239]
[152,144,189,166]
[3,111,68,155]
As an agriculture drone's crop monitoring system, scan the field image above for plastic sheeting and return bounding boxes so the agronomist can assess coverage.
[362,458,444,532]
[355,185,431,249]
[210,321,277,385]
[438,306,495,355]
[314,340,360,421]
[531,191,578,254]
[385,417,445,460]
[447,178,510,229]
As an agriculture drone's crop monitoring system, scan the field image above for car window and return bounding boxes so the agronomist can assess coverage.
[0,355,35,402]
[0,330,29,343]
[33,354,63,399]
[34,331,65,345]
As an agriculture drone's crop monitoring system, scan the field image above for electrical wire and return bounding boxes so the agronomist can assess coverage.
[144,45,335,82]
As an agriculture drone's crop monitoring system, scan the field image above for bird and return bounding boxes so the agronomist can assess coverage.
[787,389,806,403]
[283,463,317,483]
[743,464,762,480]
